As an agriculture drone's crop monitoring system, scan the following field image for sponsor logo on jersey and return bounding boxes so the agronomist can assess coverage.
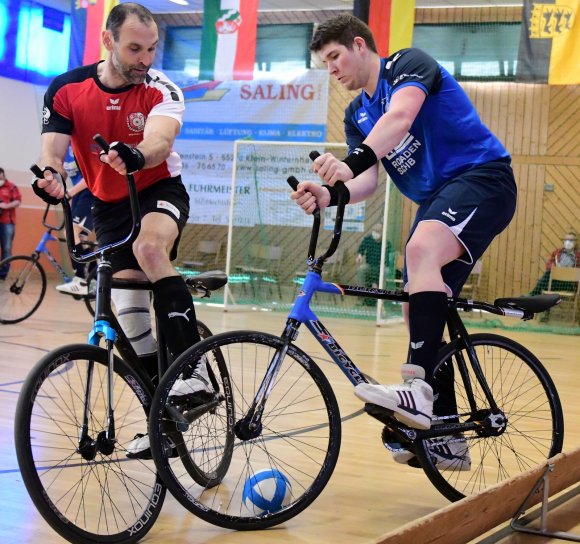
[42,106,50,125]
[386,132,422,175]
[392,73,424,86]
[357,111,368,124]
[127,112,146,132]
[106,98,121,111]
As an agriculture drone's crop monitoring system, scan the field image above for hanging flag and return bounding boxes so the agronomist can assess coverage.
[353,0,415,57]
[516,0,579,84]
[199,0,258,81]
[69,0,119,70]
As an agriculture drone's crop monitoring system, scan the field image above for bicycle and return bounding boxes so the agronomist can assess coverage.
[0,203,95,324]
[14,137,230,544]
[148,169,564,531]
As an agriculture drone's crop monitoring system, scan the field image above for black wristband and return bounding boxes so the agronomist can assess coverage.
[31,166,65,205]
[342,143,378,178]
[110,141,146,174]
[322,183,350,207]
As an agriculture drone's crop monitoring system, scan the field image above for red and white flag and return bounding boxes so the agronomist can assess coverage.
[200,0,258,81]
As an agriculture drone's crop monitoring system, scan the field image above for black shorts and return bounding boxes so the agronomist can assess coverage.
[403,159,517,296]
[92,176,190,273]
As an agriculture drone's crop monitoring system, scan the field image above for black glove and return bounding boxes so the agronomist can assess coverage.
[109,141,146,174]
[31,166,65,205]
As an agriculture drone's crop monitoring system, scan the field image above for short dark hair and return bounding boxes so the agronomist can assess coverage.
[310,14,377,54]
[106,2,155,41]
[0,168,4,175]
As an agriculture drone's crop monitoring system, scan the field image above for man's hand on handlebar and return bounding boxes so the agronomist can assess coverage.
[291,181,331,215]
[32,166,66,205]
[311,152,354,185]
[99,141,145,176]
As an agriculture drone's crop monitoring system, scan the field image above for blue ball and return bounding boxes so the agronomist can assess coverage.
[242,468,292,514]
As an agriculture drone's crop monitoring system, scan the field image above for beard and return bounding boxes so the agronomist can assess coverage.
[112,52,150,85]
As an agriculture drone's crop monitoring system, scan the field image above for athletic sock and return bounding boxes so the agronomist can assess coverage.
[72,243,86,279]
[152,275,201,359]
[408,291,449,385]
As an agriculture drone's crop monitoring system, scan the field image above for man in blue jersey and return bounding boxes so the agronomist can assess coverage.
[292,14,516,470]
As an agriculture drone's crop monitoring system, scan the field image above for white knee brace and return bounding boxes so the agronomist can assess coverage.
[111,288,157,356]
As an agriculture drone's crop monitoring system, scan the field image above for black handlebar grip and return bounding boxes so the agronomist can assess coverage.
[287,176,299,191]
[93,134,110,153]
[309,150,320,161]
[30,164,44,178]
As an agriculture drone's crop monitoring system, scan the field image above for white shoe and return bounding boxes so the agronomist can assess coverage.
[354,364,433,429]
[392,434,471,471]
[168,356,214,398]
[56,276,88,296]
[126,433,178,460]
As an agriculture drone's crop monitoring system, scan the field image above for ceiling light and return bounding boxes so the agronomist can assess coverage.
[169,0,189,5]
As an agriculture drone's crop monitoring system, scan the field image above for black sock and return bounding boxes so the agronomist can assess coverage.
[152,276,201,359]
[72,243,86,278]
[432,341,458,422]
[140,352,159,388]
[408,291,448,385]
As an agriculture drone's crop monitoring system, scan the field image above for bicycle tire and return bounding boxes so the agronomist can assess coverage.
[415,333,564,502]
[14,343,166,543]
[149,330,342,530]
[0,255,46,324]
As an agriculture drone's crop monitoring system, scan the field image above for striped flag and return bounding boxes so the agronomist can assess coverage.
[69,0,118,70]
[354,0,415,57]
[200,0,258,81]
[516,0,579,84]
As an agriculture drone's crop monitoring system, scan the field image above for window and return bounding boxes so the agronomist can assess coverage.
[412,23,521,81]
[162,23,312,78]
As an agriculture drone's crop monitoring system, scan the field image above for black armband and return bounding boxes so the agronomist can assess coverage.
[322,183,351,207]
[342,143,378,178]
[31,166,65,205]
[109,141,146,174]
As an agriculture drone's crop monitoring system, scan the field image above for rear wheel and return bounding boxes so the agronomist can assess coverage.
[14,344,165,543]
[416,333,564,502]
[0,255,46,324]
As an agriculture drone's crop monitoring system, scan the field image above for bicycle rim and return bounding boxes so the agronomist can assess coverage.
[150,331,341,530]
[14,344,165,543]
[0,255,46,324]
[416,333,564,502]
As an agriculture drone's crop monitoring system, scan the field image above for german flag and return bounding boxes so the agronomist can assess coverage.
[516,0,579,84]
[354,0,415,57]
[69,0,118,70]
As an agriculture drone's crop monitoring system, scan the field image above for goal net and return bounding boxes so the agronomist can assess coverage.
[223,140,404,325]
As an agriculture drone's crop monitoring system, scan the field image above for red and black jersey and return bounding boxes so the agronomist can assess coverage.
[42,62,184,202]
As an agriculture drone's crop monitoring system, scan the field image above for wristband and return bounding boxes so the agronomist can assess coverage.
[31,166,65,205]
[322,183,350,207]
[109,141,146,174]
[342,143,378,178]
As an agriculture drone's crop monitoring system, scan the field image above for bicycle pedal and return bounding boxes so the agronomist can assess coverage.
[364,403,396,425]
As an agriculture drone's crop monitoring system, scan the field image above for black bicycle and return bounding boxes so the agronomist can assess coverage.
[147,169,564,531]
[14,136,230,544]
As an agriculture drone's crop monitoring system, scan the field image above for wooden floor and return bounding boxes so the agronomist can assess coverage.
[1,286,579,544]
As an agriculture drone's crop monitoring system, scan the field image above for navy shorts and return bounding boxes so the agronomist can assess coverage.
[403,159,517,296]
[71,189,94,233]
[92,176,190,273]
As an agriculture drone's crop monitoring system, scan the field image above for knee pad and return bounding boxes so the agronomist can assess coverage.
[111,288,157,356]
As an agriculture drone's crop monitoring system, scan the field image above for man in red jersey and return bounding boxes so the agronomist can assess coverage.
[33,2,212,458]
[0,168,22,280]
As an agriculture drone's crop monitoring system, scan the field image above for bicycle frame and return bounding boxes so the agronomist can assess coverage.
[34,229,71,282]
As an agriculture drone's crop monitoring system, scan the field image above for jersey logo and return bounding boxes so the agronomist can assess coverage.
[127,112,146,132]
[106,98,121,111]
[42,106,50,125]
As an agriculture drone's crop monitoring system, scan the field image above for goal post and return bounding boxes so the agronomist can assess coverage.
[223,139,404,326]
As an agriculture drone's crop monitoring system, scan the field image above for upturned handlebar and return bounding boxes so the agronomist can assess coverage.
[287,150,348,273]
[30,134,142,264]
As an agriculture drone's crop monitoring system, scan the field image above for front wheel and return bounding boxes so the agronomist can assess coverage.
[0,255,46,324]
[14,344,165,543]
[149,331,342,530]
[415,333,564,502]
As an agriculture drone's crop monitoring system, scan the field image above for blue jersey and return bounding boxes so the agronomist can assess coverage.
[344,48,510,204]
[63,147,84,187]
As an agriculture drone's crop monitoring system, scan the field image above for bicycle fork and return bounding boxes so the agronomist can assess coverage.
[234,320,300,441]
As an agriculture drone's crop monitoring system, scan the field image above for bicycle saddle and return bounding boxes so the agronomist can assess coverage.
[186,270,228,293]
[494,293,560,314]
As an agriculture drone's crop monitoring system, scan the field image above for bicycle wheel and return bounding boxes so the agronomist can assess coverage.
[84,266,97,317]
[415,333,564,502]
[15,344,166,543]
[149,331,341,530]
[0,255,46,324]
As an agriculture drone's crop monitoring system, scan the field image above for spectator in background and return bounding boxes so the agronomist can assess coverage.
[0,168,22,280]
[529,231,580,296]
[356,222,392,292]
[55,147,95,296]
